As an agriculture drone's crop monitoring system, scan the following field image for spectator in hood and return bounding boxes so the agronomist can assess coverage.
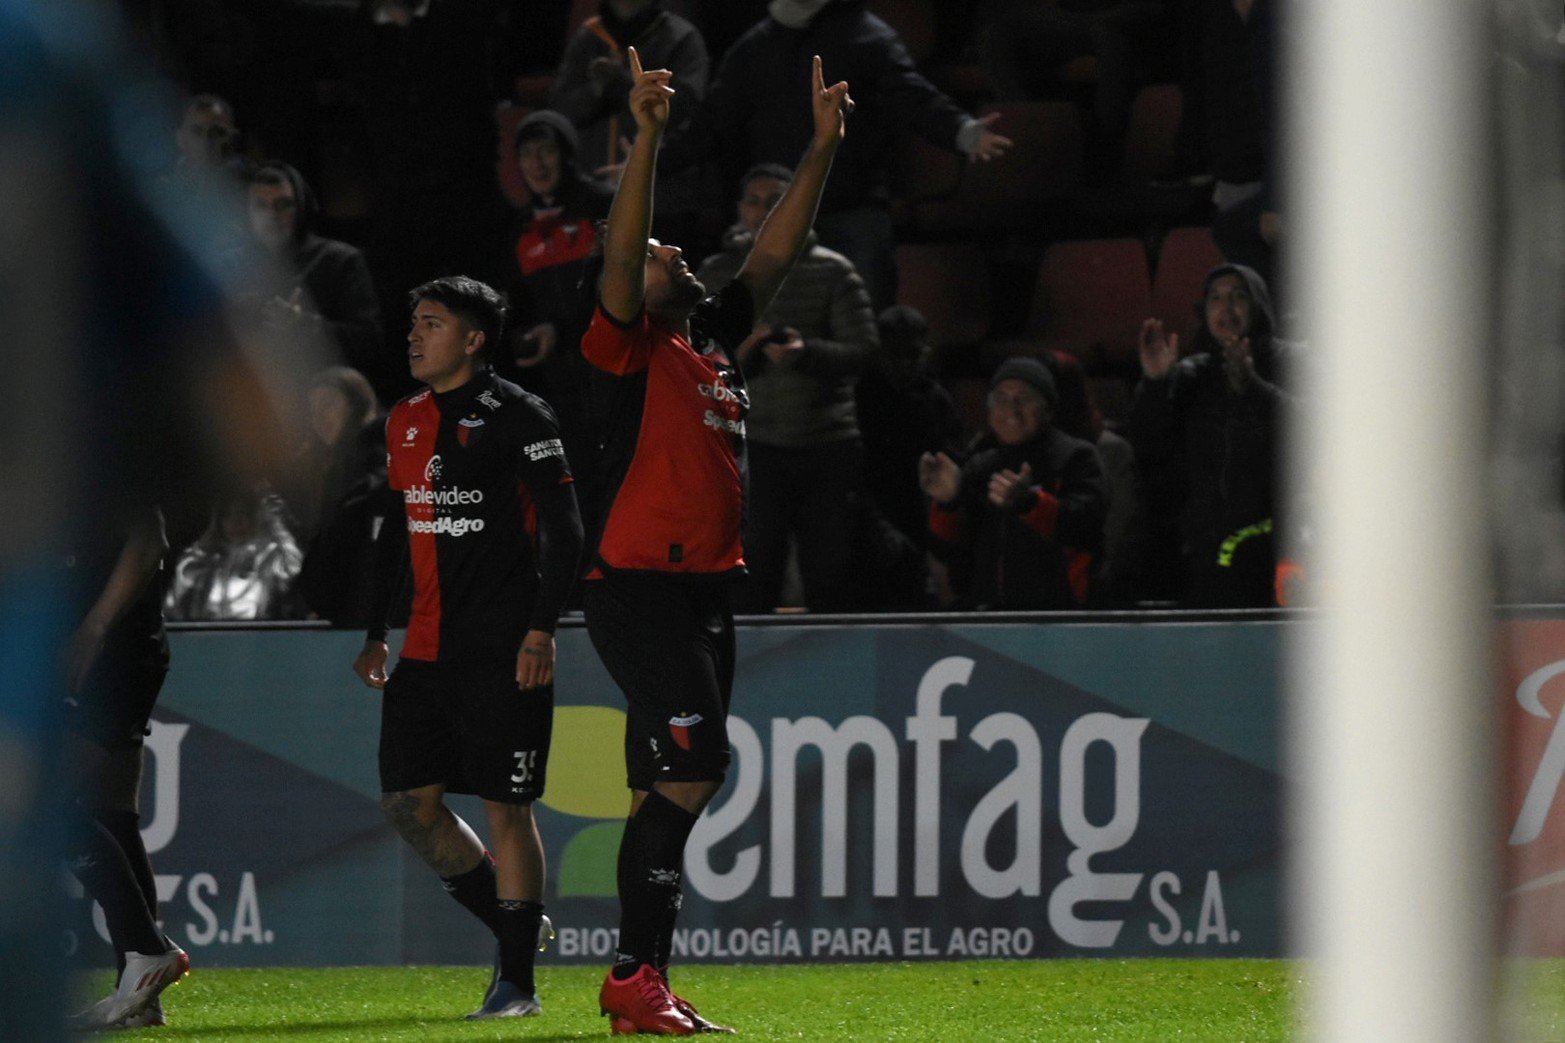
[660,0,1013,308]
[1129,262,1298,607]
[172,93,244,184]
[920,357,1106,610]
[549,0,715,255]
[505,111,615,531]
[697,162,878,612]
[244,162,386,395]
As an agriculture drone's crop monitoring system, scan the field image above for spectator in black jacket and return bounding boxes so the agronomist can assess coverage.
[660,0,1011,307]
[504,111,615,527]
[244,163,386,393]
[550,1,714,255]
[1129,262,1295,607]
[919,357,1106,610]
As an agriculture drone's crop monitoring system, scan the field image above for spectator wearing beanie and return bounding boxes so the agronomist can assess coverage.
[919,358,1107,610]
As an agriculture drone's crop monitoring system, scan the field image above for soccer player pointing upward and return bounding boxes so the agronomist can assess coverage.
[583,48,851,1035]
[354,276,583,1020]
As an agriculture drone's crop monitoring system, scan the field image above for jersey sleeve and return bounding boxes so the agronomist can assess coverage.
[581,304,654,376]
[510,398,582,633]
[383,411,404,492]
[511,398,574,491]
[365,481,409,643]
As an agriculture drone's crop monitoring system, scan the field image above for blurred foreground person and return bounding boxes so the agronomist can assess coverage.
[0,4,323,1036]
[62,510,188,1030]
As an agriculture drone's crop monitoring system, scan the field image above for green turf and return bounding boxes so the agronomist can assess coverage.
[84,960,1295,1041]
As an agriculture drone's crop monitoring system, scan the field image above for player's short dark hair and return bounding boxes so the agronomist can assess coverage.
[739,163,794,193]
[409,276,507,357]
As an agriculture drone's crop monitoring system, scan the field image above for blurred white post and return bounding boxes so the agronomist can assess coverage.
[1288,0,1496,1040]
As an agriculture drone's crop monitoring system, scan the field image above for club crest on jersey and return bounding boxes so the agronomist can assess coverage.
[458,415,485,448]
[668,713,703,751]
[477,390,502,411]
[424,455,443,483]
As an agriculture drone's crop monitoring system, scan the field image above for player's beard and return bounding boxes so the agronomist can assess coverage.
[666,273,705,313]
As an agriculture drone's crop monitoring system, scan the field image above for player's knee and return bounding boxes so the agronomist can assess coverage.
[481,799,534,837]
[655,777,722,815]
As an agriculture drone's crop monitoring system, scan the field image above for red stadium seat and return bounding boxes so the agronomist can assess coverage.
[1151,226,1225,351]
[1123,84,1183,183]
[868,0,937,63]
[567,0,597,35]
[1025,238,1152,367]
[905,102,1084,235]
[513,74,553,106]
[894,242,994,350]
[890,133,964,206]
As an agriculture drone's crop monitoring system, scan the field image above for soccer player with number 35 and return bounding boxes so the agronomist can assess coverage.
[353,275,583,1020]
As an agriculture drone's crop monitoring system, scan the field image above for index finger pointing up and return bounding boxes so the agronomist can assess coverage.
[813,54,824,94]
[629,45,643,78]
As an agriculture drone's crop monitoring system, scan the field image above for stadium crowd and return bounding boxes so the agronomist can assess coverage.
[142,0,1289,620]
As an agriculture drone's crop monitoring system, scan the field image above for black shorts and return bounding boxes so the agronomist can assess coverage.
[63,638,169,751]
[379,658,553,805]
[583,573,734,790]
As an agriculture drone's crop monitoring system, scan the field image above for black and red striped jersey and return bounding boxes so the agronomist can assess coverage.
[378,369,578,663]
[582,280,755,578]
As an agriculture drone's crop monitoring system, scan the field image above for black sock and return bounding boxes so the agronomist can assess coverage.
[67,812,165,958]
[440,852,500,934]
[93,810,157,920]
[495,900,544,993]
[612,792,698,979]
[92,809,158,977]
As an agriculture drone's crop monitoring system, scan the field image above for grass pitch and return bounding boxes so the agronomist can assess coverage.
[88,960,1295,1041]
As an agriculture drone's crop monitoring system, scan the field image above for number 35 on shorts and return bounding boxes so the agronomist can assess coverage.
[511,749,538,787]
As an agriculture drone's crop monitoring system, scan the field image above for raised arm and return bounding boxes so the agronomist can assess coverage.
[737,56,852,319]
[600,47,674,324]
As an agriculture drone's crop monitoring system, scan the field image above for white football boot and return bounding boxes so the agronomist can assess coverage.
[70,945,189,1030]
